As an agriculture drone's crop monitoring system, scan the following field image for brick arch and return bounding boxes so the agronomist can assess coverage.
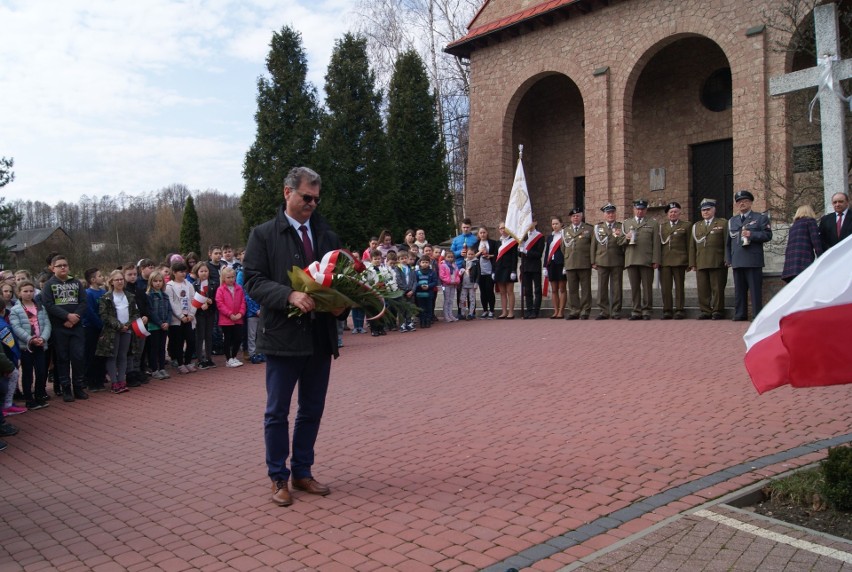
[498,70,587,222]
[500,61,591,169]
[617,31,734,214]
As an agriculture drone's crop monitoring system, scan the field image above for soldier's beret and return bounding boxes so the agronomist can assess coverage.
[734,190,755,203]
[633,199,649,208]
[664,202,681,213]
[569,207,583,215]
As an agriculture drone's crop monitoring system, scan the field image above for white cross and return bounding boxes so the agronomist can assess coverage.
[769,3,852,213]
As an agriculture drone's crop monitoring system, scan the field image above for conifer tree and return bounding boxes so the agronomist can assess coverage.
[386,50,453,242]
[0,157,21,266]
[179,194,201,255]
[316,34,392,248]
[241,27,320,238]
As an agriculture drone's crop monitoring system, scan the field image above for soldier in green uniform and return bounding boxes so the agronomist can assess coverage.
[591,203,627,320]
[659,201,691,320]
[623,199,661,320]
[562,207,595,320]
[688,198,728,320]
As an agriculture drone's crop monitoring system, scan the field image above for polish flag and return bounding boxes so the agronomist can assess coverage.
[191,291,208,309]
[131,318,150,339]
[744,236,852,394]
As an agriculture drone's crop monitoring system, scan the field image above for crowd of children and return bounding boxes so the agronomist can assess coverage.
[0,244,259,451]
[0,236,484,452]
[351,232,482,332]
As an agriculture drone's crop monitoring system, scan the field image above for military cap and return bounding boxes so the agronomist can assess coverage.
[600,203,616,212]
[700,198,716,209]
[633,199,649,208]
[734,190,755,203]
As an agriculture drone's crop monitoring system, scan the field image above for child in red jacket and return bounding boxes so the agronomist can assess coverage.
[215,267,246,368]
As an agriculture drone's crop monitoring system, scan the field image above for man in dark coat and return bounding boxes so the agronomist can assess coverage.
[819,192,851,252]
[243,167,346,507]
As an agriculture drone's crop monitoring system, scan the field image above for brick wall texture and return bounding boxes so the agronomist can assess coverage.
[461,0,844,229]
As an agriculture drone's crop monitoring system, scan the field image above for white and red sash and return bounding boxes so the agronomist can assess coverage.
[545,231,563,265]
[522,230,543,253]
[543,231,563,296]
[496,237,517,261]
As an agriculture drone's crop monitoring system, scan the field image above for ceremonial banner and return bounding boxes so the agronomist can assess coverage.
[504,147,533,244]
[744,236,852,393]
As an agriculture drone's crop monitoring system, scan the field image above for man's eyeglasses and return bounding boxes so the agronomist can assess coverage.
[293,190,321,205]
[53,263,69,268]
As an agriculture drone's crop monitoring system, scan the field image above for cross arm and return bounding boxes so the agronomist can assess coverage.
[770,58,852,96]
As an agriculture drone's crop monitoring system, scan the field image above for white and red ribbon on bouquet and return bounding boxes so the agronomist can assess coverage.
[302,249,385,320]
[304,249,356,287]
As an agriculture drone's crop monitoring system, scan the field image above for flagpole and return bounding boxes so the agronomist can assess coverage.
[518,144,526,319]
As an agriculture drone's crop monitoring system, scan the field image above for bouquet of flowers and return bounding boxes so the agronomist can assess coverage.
[287,250,415,324]
[359,259,417,327]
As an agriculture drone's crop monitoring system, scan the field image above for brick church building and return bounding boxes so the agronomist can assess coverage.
[446,0,848,227]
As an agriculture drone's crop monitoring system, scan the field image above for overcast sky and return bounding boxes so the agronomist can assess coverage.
[0,0,354,205]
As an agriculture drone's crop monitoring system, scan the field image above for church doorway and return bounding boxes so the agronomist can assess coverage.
[510,73,585,221]
[627,36,732,217]
[691,139,733,220]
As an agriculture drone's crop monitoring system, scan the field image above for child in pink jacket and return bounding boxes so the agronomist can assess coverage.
[215,267,247,367]
[438,251,461,322]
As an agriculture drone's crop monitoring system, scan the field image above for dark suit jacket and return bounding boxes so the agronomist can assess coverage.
[819,210,852,251]
[243,207,344,358]
[519,231,544,273]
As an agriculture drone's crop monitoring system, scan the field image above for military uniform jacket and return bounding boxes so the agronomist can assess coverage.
[726,212,772,268]
[561,223,594,269]
[623,218,661,267]
[590,222,626,267]
[660,220,691,267]
[688,217,727,269]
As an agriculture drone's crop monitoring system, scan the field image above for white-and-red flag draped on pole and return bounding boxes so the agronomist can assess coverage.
[744,236,852,394]
[503,145,533,247]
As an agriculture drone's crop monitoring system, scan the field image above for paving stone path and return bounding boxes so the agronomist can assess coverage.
[2,318,851,571]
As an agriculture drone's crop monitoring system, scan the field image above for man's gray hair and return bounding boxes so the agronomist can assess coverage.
[284,167,321,190]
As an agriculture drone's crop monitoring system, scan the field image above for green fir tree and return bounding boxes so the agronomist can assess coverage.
[179,194,201,255]
[241,26,320,238]
[0,157,21,267]
[386,50,453,242]
[316,33,392,249]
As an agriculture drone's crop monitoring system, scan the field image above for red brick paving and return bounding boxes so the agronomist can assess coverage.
[1,318,852,570]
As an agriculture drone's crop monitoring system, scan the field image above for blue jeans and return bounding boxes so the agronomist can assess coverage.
[264,353,331,482]
[351,308,365,330]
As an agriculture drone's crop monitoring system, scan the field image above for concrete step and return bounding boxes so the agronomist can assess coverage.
[431,267,783,320]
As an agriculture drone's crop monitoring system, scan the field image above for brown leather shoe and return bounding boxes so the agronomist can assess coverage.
[292,477,331,496]
[271,480,293,506]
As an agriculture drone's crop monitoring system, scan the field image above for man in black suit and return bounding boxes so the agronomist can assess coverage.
[244,166,346,507]
[819,192,851,252]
